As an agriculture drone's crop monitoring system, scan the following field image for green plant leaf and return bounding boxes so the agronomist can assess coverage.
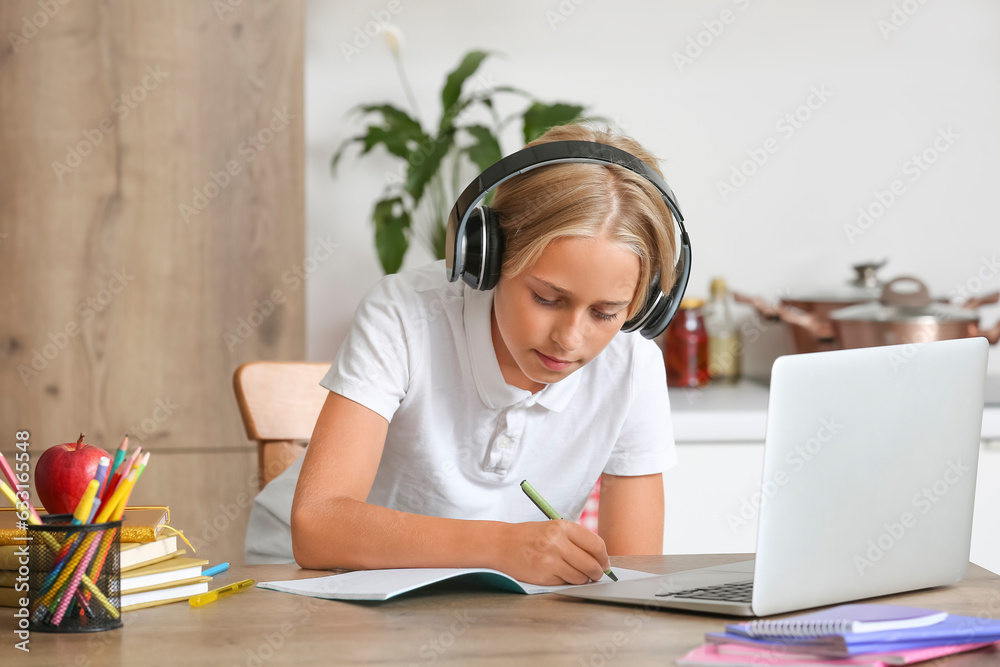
[464,125,503,173]
[405,130,454,203]
[355,103,425,139]
[522,102,586,143]
[360,126,411,160]
[373,197,410,274]
[490,85,532,97]
[440,50,492,127]
[331,104,427,175]
[330,133,366,176]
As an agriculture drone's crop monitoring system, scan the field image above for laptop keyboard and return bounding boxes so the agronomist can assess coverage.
[655,580,754,603]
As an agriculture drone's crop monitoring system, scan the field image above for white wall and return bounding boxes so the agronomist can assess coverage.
[305,0,1000,373]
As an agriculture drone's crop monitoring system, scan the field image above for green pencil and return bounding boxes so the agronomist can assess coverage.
[519,480,618,582]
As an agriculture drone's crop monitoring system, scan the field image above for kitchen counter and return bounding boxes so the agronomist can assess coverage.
[668,376,1000,443]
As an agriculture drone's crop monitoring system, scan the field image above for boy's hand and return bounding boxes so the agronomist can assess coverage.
[496,520,611,585]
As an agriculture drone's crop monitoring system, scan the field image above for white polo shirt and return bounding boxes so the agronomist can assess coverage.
[245,260,677,563]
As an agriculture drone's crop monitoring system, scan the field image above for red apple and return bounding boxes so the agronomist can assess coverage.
[35,433,111,515]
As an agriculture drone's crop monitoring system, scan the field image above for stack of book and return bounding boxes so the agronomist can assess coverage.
[1,506,210,612]
[678,604,1000,666]
[117,535,209,611]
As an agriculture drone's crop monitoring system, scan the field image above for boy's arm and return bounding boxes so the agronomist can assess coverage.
[596,472,664,555]
[291,391,613,585]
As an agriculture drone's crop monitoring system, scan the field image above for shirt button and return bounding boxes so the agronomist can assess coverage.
[498,436,513,449]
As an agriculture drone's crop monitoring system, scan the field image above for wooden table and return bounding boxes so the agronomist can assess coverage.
[4,554,1000,665]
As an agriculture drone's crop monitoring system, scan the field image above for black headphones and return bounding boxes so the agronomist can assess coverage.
[445,140,691,339]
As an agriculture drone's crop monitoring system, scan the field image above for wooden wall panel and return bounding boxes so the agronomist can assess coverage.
[0,0,305,564]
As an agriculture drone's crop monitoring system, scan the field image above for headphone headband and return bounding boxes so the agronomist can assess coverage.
[447,141,684,281]
[445,140,692,339]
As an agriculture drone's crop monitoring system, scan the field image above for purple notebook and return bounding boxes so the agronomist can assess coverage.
[707,609,1000,658]
[728,604,948,639]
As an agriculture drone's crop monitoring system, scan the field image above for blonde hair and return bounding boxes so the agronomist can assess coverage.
[491,124,677,321]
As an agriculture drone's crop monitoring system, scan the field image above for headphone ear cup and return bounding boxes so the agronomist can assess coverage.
[639,290,674,340]
[622,272,679,339]
[623,273,661,335]
[459,207,485,289]
[478,206,504,291]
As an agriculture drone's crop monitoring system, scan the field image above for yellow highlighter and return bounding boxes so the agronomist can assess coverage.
[71,479,100,525]
[189,579,255,607]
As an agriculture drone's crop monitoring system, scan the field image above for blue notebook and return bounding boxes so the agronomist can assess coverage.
[706,612,1000,658]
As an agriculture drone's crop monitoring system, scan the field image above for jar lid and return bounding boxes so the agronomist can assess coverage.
[710,277,727,297]
[679,297,705,309]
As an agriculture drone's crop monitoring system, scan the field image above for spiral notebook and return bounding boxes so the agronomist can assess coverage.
[707,612,1000,658]
[729,605,948,639]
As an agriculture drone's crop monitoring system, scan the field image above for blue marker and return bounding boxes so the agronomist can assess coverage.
[203,562,230,577]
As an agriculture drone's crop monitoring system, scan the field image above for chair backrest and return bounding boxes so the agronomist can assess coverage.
[233,361,330,490]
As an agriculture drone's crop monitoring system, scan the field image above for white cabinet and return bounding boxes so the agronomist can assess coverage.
[972,440,1000,575]
[663,442,764,555]
[663,439,1000,577]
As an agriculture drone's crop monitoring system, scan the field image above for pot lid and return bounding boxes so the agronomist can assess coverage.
[782,260,887,303]
[829,276,978,324]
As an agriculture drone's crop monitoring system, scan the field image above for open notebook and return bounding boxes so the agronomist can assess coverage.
[257,567,660,601]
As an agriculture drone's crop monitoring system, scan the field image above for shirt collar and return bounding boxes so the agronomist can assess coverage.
[464,286,581,413]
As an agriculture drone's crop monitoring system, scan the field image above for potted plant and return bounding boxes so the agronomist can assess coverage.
[332,35,602,274]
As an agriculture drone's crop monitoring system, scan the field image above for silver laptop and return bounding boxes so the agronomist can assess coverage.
[559,338,989,616]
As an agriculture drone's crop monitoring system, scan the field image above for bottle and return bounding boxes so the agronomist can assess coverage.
[703,277,742,384]
[663,298,709,388]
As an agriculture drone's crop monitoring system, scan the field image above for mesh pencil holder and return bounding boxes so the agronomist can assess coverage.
[27,514,123,633]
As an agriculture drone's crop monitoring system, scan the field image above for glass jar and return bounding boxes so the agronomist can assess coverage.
[663,298,709,388]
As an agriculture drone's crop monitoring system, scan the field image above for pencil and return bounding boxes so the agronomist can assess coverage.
[0,452,41,523]
[519,480,618,582]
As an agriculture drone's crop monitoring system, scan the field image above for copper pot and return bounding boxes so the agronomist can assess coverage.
[735,263,999,353]
[734,261,887,353]
[830,276,1000,349]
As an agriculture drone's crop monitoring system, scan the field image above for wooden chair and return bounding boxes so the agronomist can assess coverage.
[233,361,330,491]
